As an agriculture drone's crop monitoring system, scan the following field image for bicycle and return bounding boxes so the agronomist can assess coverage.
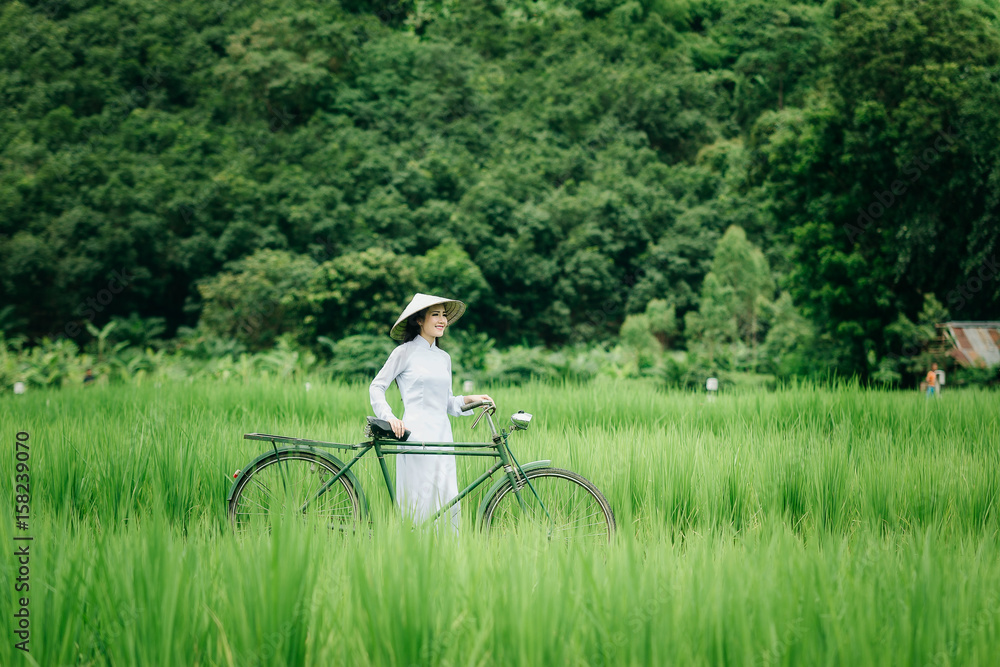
[227,400,616,542]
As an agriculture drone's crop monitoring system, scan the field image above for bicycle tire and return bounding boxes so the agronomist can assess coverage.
[480,467,615,543]
[228,450,362,534]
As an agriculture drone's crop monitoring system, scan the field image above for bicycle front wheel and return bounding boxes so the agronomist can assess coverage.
[480,467,615,543]
[228,449,363,534]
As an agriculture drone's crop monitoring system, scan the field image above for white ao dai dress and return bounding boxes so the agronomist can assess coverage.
[369,336,470,531]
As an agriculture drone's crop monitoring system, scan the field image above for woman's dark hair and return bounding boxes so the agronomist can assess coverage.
[401,306,445,349]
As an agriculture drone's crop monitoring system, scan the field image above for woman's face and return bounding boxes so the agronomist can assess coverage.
[417,307,448,340]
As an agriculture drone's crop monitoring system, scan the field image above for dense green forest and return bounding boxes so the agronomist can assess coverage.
[2,0,999,383]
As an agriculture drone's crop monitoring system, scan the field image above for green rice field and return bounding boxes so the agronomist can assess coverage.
[2,378,999,665]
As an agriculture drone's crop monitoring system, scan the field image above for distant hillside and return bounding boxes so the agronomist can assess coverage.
[1,0,998,377]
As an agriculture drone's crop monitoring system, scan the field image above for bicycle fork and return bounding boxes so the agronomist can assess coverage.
[497,436,553,526]
[481,409,542,518]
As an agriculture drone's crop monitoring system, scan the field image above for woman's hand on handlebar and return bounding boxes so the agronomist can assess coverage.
[388,418,406,438]
[464,394,494,407]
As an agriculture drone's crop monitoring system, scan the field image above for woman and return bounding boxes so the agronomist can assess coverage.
[369,292,493,532]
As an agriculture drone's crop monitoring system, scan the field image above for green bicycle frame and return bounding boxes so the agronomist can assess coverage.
[237,405,553,525]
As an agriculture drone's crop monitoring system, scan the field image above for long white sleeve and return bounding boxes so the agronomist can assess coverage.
[370,346,404,422]
[445,353,469,417]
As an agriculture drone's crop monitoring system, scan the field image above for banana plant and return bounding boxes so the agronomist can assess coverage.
[84,321,121,362]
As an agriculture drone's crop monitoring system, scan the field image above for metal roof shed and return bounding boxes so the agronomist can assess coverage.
[940,322,1000,368]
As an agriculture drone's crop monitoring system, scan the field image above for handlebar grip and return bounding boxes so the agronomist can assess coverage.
[461,400,485,412]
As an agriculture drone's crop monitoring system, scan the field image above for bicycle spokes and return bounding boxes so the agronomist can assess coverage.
[482,468,615,543]
[229,453,361,534]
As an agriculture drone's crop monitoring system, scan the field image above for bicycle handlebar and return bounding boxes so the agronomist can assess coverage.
[461,399,493,412]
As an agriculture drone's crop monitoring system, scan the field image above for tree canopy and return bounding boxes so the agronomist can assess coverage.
[2,0,998,380]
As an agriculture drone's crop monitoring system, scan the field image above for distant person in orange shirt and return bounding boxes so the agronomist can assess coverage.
[925,362,939,398]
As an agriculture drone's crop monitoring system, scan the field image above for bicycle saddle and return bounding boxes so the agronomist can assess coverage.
[365,416,411,441]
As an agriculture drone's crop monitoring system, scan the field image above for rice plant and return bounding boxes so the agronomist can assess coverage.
[1,379,997,665]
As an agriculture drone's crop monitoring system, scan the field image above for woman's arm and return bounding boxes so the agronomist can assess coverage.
[370,346,404,422]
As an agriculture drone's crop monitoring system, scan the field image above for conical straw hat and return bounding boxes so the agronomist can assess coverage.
[389,293,466,341]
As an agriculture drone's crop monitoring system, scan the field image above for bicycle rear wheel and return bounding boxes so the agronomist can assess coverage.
[228,449,362,534]
[480,467,615,543]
